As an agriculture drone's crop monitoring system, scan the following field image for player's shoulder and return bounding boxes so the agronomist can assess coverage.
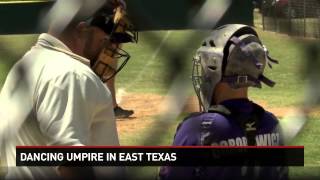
[249,101,277,120]
[174,112,230,145]
[251,102,280,126]
[264,111,278,120]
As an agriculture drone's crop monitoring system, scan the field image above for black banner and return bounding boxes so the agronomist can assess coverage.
[16,146,304,167]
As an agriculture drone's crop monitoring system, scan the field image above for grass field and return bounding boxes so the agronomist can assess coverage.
[1,28,320,178]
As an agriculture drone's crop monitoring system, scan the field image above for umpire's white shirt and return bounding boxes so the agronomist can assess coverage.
[0,33,121,179]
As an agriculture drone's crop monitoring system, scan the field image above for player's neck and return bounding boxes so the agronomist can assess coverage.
[213,83,248,104]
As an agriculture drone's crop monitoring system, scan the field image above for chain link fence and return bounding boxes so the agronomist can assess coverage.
[261,0,320,38]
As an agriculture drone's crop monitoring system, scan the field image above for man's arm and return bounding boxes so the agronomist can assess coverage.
[35,71,106,179]
[35,72,95,146]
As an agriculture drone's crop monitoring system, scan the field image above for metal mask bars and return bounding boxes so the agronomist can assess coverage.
[92,42,130,82]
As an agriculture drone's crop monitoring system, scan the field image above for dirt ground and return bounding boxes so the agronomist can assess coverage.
[116,93,298,134]
[116,93,166,135]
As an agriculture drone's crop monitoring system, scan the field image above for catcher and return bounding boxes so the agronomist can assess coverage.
[159,24,288,180]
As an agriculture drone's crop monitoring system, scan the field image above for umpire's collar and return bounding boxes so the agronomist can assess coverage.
[36,33,91,67]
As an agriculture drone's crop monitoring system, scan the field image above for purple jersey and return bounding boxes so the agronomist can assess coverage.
[159,98,288,180]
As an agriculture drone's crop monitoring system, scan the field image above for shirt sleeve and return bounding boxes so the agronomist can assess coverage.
[35,71,100,146]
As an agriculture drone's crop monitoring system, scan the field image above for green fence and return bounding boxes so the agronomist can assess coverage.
[0,0,253,34]
[262,0,320,38]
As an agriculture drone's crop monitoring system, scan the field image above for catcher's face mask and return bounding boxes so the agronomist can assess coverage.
[192,46,223,112]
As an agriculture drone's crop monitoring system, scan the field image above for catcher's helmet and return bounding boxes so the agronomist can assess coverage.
[88,0,138,82]
[192,24,278,112]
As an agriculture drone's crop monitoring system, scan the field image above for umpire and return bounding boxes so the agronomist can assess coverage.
[0,0,134,179]
[159,24,288,180]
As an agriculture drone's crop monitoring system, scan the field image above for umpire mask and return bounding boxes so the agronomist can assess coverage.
[192,24,278,112]
[89,3,138,82]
